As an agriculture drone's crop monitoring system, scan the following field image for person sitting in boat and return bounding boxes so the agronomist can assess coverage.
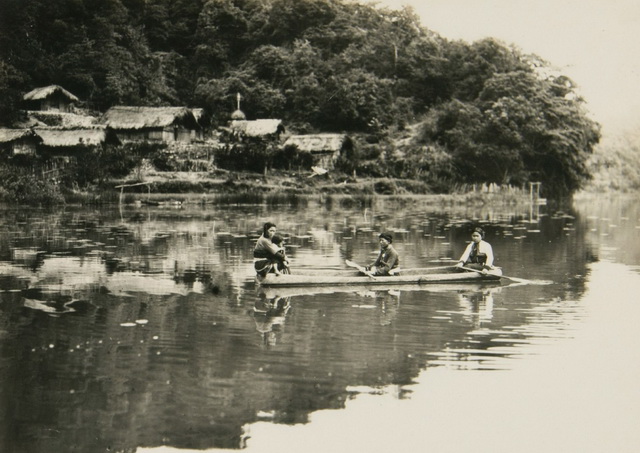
[455,227,494,274]
[254,222,284,277]
[270,234,290,275]
[365,232,400,276]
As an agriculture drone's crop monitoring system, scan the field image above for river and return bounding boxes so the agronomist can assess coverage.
[0,194,638,453]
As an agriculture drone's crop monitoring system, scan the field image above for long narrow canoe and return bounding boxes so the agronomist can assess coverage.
[256,267,503,287]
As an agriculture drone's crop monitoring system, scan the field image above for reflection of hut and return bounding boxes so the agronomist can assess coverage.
[35,128,119,156]
[100,106,202,143]
[0,128,42,156]
[23,85,79,112]
[229,119,285,140]
[283,134,352,169]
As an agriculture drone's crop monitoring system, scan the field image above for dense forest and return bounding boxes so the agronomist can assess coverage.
[0,0,601,198]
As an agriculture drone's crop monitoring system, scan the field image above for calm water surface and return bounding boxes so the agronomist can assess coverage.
[0,195,638,453]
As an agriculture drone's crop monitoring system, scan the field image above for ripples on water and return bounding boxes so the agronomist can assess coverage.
[0,196,638,452]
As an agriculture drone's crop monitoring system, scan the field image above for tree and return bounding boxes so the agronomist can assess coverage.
[320,69,395,130]
[0,60,28,126]
[444,38,529,102]
[192,0,255,78]
[0,0,602,195]
[265,0,339,46]
[428,67,600,195]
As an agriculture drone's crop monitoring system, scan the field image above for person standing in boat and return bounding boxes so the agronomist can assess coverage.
[365,232,399,276]
[254,222,283,277]
[455,227,495,273]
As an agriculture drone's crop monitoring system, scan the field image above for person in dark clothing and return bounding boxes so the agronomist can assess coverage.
[365,232,400,276]
[253,222,281,277]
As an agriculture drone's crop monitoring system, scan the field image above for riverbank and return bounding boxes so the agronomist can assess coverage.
[109,169,540,206]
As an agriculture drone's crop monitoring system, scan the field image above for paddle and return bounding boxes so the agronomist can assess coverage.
[461,266,532,284]
[396,265,456,272]
[345,260,377,279]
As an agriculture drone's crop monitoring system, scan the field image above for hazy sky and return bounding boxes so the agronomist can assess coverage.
[366,0,640,136]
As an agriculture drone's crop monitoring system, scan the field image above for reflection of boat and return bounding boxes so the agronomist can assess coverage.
[256,267,502,288]
[256,281,502,299]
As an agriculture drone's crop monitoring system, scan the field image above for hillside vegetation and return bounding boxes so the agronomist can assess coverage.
[0,0,601,200]
[583,126,640,193]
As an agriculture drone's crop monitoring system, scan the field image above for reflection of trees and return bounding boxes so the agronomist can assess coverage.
[1,288,255,451]
[0,201,606,452]
[574,196,640,266]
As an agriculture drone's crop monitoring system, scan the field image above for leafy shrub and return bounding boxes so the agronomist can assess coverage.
[0,163,64,205]
[354,160,385,177]
[215,141,315,173]
[373,179,397,194]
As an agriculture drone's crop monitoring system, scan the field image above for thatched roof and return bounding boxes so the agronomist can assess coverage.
[14,117,48,128]
[0,128,40,144]
[23,85,79,102]
[35,128,108,147]
[192,108,204,121]
[101,106,198,130]
[284,134,347,153]
[230,119,284,136]
[25,111,98,128]
[231,109,246,120]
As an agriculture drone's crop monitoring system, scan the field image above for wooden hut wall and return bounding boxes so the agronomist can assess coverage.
[116,127,194,143]
[0,139,38,156]
[115,129,158,142]
[312,152,338,169]
[12,138,39,155]
[161,127,196,143]
[41,92,73,112]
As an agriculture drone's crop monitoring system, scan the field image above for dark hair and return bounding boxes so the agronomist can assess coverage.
[379,232,393,243]
[473,227,485,238]
[262,222,277,236]
[271,234,284,245]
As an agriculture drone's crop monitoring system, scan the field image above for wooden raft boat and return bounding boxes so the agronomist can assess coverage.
[256,267,503,287]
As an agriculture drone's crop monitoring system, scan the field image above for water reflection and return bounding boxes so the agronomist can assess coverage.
[456,286,497,326]
[0,196,636,452]
[252,296,292,346]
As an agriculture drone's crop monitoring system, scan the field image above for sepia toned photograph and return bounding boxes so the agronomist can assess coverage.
[0,1,638,452]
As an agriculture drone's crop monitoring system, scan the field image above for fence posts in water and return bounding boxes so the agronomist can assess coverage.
[529,182,543,205]
[115,182,152,205]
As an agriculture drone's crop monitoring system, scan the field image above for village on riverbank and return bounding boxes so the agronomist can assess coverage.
[0,84,546,205]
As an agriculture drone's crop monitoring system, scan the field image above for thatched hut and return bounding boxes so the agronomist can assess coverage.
[23,85,79,112]
[101,106,202,143]
[229,119,285,139]
[35,128,119,156]
[283,134,352,169]
[0,128,42,156]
